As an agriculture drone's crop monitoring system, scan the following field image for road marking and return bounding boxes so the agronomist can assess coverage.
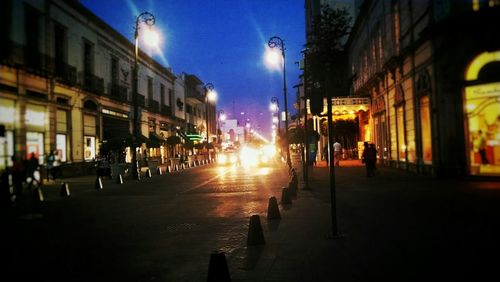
[179,166,234,194]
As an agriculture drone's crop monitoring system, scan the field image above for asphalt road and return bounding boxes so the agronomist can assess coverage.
[2,160,290,282]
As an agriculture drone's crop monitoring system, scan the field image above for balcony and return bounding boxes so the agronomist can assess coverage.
[110,83,128,102]
[148,100,160,113]
[161,105,171,117]
[82,73,104,95]
[137,95,146,107]
[54,61,77,86]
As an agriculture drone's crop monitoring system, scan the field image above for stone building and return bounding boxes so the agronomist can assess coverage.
[347,0,500,177]
[0,0,214,176]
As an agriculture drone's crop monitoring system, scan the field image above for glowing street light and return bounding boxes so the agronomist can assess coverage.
[204,83,217,143]
[131,11,157,180]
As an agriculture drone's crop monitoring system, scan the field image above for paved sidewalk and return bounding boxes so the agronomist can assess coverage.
[236,159,500,281]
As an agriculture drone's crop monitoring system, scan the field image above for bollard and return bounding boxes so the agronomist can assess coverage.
[95,177,103,190]
[267,196,281,220]
[33,186,44,202]
[281,187,292,205]
[167,165,172,173]
[247,214,266,246]
[116,174,123,184]
[60,182,70,197]
[145,168,152,178]
[157,166,162,175]
[207,250,231,282]
[181,163,185,170]
[175,164,179,171]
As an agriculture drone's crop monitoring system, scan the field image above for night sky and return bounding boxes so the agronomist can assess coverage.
[80,0,306,138]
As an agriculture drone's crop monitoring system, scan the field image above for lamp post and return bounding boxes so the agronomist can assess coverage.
[217,110,226,145]
[204,83,216,144]
[131,11,156,180]
[268,36,291,168]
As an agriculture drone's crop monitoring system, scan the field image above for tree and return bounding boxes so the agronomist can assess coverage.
[307,5,352,115]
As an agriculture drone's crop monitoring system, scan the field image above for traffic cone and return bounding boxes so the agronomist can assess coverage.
[60,182,70,197]
[156,167,162,175]
[207,250,231,282]
[267,196,281,220]
[247,215,265,246]
[95,177,103,190]
[281,187,292,205]
[116,174,123,184]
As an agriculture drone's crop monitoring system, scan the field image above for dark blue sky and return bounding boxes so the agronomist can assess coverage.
[81,0,305,137]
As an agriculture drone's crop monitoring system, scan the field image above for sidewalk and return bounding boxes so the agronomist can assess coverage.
[232,159,500,281]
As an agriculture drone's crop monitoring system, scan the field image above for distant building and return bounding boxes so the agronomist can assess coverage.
[0,0,215,176]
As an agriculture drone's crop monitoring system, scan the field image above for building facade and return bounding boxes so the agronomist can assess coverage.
[347,0,500,177]
[0,0,215,176]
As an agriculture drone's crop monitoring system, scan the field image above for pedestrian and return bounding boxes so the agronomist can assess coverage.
[477,130,489,165]
[52,150,61,181]
[46,151,55,181]
[26,152,40,190]
[10,156,25,198]
[361,142,372,177]
[333,140,342,167]
[368,144,378,175]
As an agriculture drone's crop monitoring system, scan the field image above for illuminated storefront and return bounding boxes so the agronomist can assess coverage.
[465,51,500,176]
[83,114,97,161]
[0,98,15,169]
[25,104,47,164]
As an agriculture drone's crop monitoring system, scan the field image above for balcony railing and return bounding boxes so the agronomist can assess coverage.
[148,100,160,113]
[110,83,128,102]
[54,61,77,86]
[82,73,104,95]
[161,105,171,117]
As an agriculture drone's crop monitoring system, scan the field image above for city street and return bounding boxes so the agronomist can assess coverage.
[2,159,499,282]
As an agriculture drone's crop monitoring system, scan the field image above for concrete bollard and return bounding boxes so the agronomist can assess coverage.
[116,174,123,184]
[167,166,172,173]
[175,164,179,171]
[247,214,266,246]
[33,186,44,202]
[145,168,152,178]
[60,182,70,197]
[281,187,292,205]
[156,166,162,175]
[207,250,231,282]
[95,177,103,190]
[267,196,281,220]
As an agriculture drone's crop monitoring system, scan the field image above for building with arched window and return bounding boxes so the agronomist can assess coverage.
[346,0,500,177]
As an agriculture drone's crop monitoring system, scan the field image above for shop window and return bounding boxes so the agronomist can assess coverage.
[397,106,406,161]
[26,132,44,165]
[56,134,67,162]
[420,96,433,164]
[84,136,96,161]
[0,131,14,169]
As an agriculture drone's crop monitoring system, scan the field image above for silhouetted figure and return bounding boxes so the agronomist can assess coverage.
[10,156,25,198]
[361,142,375,177]
[46,151,55,181]
[26,153,40,190]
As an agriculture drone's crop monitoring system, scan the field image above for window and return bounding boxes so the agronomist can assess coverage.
[24,4,40,67]
[84,136,95,161]
[397,106,406,161]
[393,3,400,53]
[147,76,153,103]
[160,83,165,105]
[111,56,119,87]
[168,89,173,107]
[54,23,67,74]
[56,134,67,162]
[26,132,44,165]
[420,96,432,164]
[83,40,94,80]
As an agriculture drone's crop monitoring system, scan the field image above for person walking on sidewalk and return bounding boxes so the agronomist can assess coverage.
[46,151,55,181]
[333,140,342,167]
[361,142,376,177]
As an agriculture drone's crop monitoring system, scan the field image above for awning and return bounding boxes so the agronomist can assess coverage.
[177,130,190,142]
[148,132,167,147]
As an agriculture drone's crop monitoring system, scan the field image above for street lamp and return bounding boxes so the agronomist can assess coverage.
[268,35,291,167]
[132,11,156,180]
[204,82,216,144]
[217,110,226,144]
